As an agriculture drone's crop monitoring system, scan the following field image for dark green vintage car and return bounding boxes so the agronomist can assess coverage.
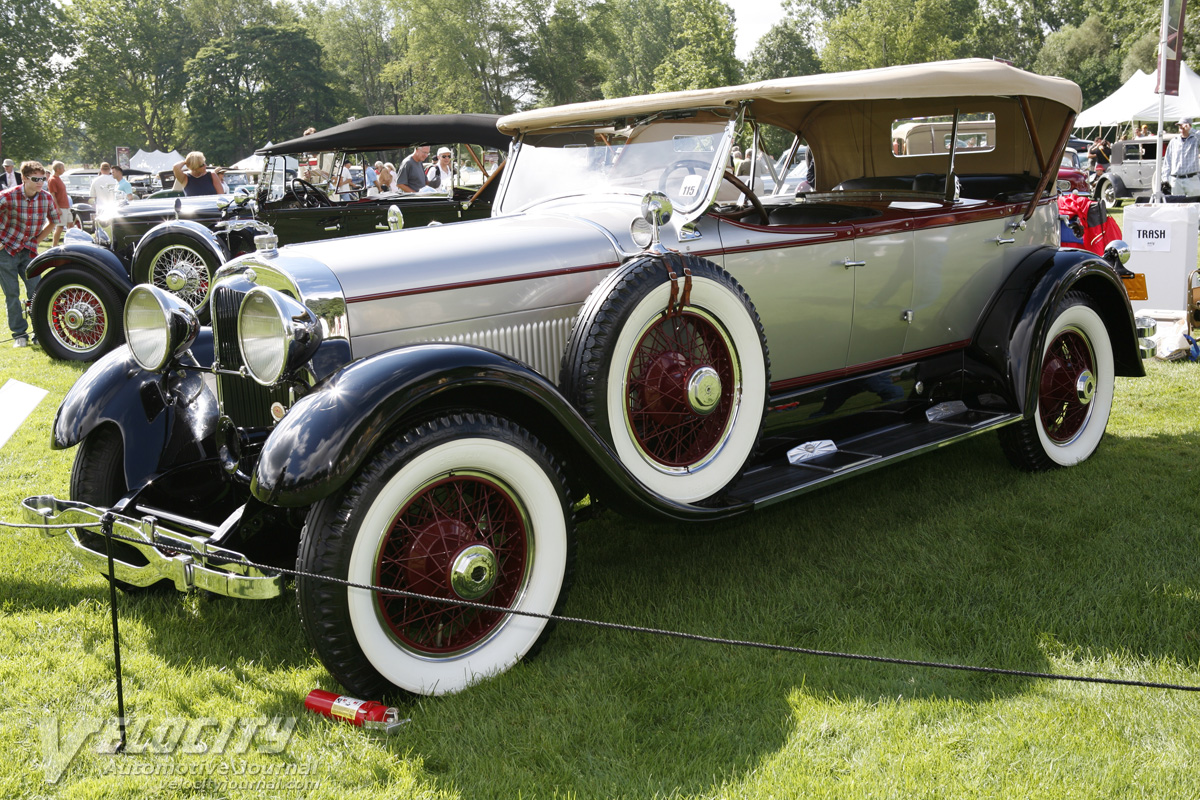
[26,114,510,361]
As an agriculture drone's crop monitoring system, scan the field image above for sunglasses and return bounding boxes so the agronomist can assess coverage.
[440,154,452,158]
[26,176,46,183]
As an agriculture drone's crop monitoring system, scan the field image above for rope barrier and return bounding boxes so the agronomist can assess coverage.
[6,516,1200,693]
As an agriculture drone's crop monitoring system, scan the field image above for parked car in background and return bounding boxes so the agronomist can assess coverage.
[1093,134,1175,207]
[26,60,1154,700]
[25,114,511,361]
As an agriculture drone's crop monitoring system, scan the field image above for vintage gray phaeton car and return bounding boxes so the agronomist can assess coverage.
[27,60,1154,698]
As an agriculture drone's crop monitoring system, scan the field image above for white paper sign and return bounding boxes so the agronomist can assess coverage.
[0,380,48,449]
[1127,221,1173,251]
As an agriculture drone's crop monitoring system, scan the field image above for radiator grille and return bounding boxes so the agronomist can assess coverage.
[211,284,291,428]
[430,315,576,379]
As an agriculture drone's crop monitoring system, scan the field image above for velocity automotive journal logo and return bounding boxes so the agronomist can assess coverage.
[40,715,301,785]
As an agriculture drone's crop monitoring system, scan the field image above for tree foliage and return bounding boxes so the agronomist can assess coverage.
[0,0,73,159]
[183,24,339,163]
[9,0,1200,165]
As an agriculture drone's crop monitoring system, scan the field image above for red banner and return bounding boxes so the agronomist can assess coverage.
[1158,0,1189,95]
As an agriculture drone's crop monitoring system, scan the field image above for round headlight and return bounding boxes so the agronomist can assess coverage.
[124,285,199,372]
[237,287,322,386]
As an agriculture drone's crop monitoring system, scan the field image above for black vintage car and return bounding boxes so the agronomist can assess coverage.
[26,114,510,361]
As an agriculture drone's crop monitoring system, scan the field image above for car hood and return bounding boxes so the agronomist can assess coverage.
[102,196,227,226]
[268,211,622,304]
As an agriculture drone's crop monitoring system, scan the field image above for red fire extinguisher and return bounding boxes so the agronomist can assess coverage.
[304,689,408,733]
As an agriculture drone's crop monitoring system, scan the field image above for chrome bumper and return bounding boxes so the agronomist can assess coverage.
[22,495,282,599]
[1135,316,1158,360]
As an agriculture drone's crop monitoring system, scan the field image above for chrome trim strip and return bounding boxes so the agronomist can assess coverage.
[21,495,281,599]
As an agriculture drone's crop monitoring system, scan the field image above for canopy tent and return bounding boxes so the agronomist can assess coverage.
[129,148,182,173]
[230,146,298,173]
[1075,63,1200,127]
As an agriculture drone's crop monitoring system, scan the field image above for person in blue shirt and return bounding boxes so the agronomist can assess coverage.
[112,166,135,201]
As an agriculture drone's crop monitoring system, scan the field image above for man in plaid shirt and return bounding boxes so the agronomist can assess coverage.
[0,160,61,346]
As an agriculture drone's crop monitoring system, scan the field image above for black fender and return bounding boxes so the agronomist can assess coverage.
[968,246,1143,417]
[26,242,134,295]
[53,343,220,490]
[250,343,752,522]
[131,220,231,275]
[1102,173,1129,198]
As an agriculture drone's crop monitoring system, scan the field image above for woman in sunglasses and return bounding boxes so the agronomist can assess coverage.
[0,161,63,346]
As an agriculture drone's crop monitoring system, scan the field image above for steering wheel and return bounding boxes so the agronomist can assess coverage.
[657,159,712,195]
[721,171,769,226]
[289,178,331,208]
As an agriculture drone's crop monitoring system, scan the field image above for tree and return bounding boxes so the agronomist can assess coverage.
[1034,14,1121,109]
[181,0,297,40]
[591,0,674,97]
[507,0,604,107]
[652,0,741,92]
[393,0,519,113]
[745,15,822,81]
[182,24,339,163]
[61,0,191,161]
[0,0,73,160]
[301,0,403,117]
[820,0,980,71]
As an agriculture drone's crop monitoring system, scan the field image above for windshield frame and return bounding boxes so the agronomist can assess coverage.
[496,106,740,224]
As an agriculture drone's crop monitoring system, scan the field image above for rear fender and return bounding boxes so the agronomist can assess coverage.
[27,242,133,294]
[250,343,750,522]
[54,347,220,489]
[968,247,1143,416]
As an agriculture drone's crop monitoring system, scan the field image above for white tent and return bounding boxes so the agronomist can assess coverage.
[130,148,182,173]
[230,145,299,173]
[1076,63,1200,127]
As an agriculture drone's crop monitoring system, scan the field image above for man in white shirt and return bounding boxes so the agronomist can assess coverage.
[1165,117,1200,197]
[89,162,119,209]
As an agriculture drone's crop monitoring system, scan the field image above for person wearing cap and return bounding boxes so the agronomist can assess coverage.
[396,145,430,192]
[0,161,62,347]
[425,147,455,192]
[0,159,20,191]
[1165,118,1200,196]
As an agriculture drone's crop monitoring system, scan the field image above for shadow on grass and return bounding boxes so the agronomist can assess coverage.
[19,427,1199,798]
[386,429,1200,798]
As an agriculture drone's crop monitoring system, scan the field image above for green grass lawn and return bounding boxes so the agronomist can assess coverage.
[3,282,1200,798]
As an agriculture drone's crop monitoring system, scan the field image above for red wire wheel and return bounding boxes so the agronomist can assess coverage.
[625,310,738,467]
[1037,327,1096,444]
[32,268,125,361]
[375,473,530,655]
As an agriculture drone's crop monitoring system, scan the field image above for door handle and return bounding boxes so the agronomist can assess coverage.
[375,223,389,230]
[843,259,866,269]
[324,223,341,232]
[993,236,1015,246]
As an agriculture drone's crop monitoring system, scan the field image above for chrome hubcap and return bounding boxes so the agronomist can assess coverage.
[62,303,97,332]
[165,267,196,293]
[686,366,722,415]
[1076,370,1095,405]
[449,544,498,600]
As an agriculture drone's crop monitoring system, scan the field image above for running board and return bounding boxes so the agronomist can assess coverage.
[727,408,1020,508]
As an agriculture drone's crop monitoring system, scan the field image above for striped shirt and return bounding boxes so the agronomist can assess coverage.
[1165,133,1200,178]
[0,184,62,256]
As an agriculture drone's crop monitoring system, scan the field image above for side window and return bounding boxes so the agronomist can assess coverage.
[1124,144,1141,161]
[892,113,996,157]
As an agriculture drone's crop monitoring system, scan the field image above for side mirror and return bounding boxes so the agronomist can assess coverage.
[639,191,673,253]
[174,198,182,221]
[387,205,404,231]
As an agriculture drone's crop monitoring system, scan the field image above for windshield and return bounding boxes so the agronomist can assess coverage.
[499,109,734,214]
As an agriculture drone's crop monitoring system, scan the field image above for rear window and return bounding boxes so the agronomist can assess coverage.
[891,113,995,157]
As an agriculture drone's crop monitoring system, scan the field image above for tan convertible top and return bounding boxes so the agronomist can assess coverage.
[497,59,1082,135]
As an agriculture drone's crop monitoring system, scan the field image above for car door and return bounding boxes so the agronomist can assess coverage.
[846,216,916,366]
[716,218,856,383]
